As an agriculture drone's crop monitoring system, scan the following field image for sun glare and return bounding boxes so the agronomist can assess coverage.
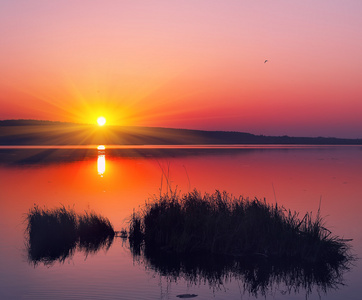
[97,116,106,126]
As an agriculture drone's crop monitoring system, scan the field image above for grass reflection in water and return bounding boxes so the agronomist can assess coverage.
[128,190,354,297]
[24,190,353,297]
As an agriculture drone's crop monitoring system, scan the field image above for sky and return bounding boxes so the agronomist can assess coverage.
[1,0,362,138]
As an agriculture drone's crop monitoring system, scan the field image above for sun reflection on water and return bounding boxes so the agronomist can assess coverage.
[97,145,106,177]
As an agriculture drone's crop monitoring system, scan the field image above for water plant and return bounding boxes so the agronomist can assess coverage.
[25,205,115,265]
[128,190,353,297]
[129,190,352,265]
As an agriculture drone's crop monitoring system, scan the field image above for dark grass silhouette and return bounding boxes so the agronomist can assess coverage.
[26,205,115,265]
[129,190,351,264]
[128,190,353,297]
[77,211,115,254]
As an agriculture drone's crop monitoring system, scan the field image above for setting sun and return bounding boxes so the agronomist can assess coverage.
[97,116,106,126]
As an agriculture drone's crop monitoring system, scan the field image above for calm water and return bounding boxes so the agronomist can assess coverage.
[0,146,361,300]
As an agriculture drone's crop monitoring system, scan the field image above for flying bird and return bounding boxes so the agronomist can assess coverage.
[264,59,268,63]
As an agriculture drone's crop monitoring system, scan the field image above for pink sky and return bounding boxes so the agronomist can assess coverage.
[1,1,362,138]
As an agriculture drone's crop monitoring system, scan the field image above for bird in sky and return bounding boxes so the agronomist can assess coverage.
[264,59,268,63]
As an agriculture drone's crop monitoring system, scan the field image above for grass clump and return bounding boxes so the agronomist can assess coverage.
[26,205,115,265]
[129,190,351,265]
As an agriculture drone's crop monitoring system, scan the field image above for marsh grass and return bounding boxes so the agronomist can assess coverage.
[26,205,115,265]
[129,190,352,265]
[129,190,353,297]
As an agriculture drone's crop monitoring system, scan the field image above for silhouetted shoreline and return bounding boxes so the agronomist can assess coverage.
[2,119,362,145]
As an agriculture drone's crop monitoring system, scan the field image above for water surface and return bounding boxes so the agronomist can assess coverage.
[0,145,361,299]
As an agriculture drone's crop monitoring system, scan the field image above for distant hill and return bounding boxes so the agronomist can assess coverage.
[0,119,75,126]
[1,119,362,145]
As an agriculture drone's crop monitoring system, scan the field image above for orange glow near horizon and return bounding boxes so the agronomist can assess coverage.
[2,147,362,234]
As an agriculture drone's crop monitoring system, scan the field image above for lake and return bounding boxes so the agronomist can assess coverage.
[0,145,361,300]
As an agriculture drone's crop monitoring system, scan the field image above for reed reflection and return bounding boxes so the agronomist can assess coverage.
[97,145,106,177]
[130,247,351,298]
[128,191,354,298]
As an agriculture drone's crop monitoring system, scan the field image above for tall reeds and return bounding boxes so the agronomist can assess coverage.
[26,205,115,265]
[129,190,352,265]
[128,190,353,296]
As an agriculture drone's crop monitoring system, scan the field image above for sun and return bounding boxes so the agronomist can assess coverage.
[97,116,106,126]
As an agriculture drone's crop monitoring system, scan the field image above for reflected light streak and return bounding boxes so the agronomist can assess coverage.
[97,145,106,177]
